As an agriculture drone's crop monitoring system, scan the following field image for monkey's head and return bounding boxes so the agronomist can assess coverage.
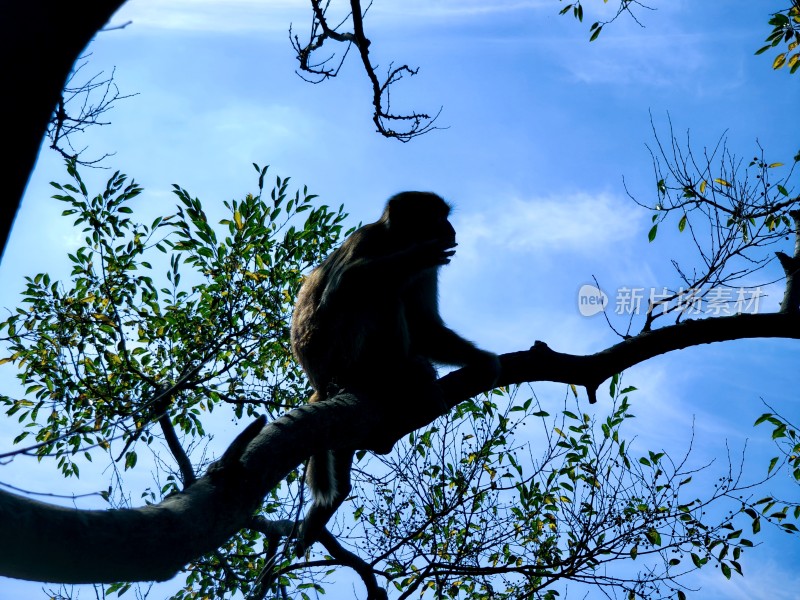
[382,191,456,248]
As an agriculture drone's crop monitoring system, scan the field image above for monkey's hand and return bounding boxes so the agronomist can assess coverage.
[433,350,502,416]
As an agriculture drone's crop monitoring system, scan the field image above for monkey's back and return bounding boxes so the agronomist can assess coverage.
[290,224,411,394]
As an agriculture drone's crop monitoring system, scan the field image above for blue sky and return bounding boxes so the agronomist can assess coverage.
[1,1,798,598]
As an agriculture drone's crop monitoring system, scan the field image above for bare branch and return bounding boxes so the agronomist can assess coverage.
[156,401,197,487]
[291,0,441,140]
[318,529,388,600]
[497,312,800,405]
[626,115,800,329]
[48,58,137,167]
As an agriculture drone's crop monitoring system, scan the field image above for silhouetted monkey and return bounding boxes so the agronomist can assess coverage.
[291,191,501,553]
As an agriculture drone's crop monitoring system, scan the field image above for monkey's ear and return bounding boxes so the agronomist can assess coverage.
[384,195,411,229]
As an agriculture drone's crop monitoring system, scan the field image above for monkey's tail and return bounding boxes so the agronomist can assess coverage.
[306,451,338,507]
[304,389,339,506]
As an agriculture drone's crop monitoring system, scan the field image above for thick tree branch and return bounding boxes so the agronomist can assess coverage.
[0,395,393,584]
[318,529,388,600]
[158,412,197,487]
[496,312,800,404]
[1,311,798,584]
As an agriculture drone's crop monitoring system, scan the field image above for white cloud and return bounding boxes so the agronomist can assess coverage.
[454,191,643,261]
[201,102,319,158]
[371,0,550,19]
[565,33,712,87]
[112,0,308,33]
[687,556,800,600]
[111,0,552,33]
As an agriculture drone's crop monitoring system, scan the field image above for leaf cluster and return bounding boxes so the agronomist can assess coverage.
[755,4,800,74]
[750,410,800,534]
[0,161,347,485]
[629,121,799,329]
[323,379,767,600]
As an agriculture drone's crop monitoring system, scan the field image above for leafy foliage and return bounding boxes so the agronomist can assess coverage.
[633,124,799,328]
[331,379,768,600]
[0,161,347,484]
[561,0,800,75]
[558,0,654,43]
[752,409,800,535]
[0,163,787,599]
[755,3,800,74]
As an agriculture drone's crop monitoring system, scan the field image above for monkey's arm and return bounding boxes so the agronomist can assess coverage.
[416,321,502,395]
[407,279,501,386]
[417,320,497,366]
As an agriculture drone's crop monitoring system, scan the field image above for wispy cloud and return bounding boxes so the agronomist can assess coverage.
[371,0,550,19]
[111,0,559,33]
[687,556,800,600]
[563,33,712,87]
[112,0,308,33]
[454,191,643,261]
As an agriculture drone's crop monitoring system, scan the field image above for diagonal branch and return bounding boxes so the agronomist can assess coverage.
[496,312,800,404]
[318,529,388,600]
[1,311,799,584]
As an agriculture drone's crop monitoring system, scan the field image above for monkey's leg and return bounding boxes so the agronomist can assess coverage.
[296,448,354,556]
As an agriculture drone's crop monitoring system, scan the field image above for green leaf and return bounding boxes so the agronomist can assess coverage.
[646,528,662,546]
[754,413,773,426]
[768,456,779,473]
[678,215,687,232]
[125,451,137,470]
[648,224,658,242]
